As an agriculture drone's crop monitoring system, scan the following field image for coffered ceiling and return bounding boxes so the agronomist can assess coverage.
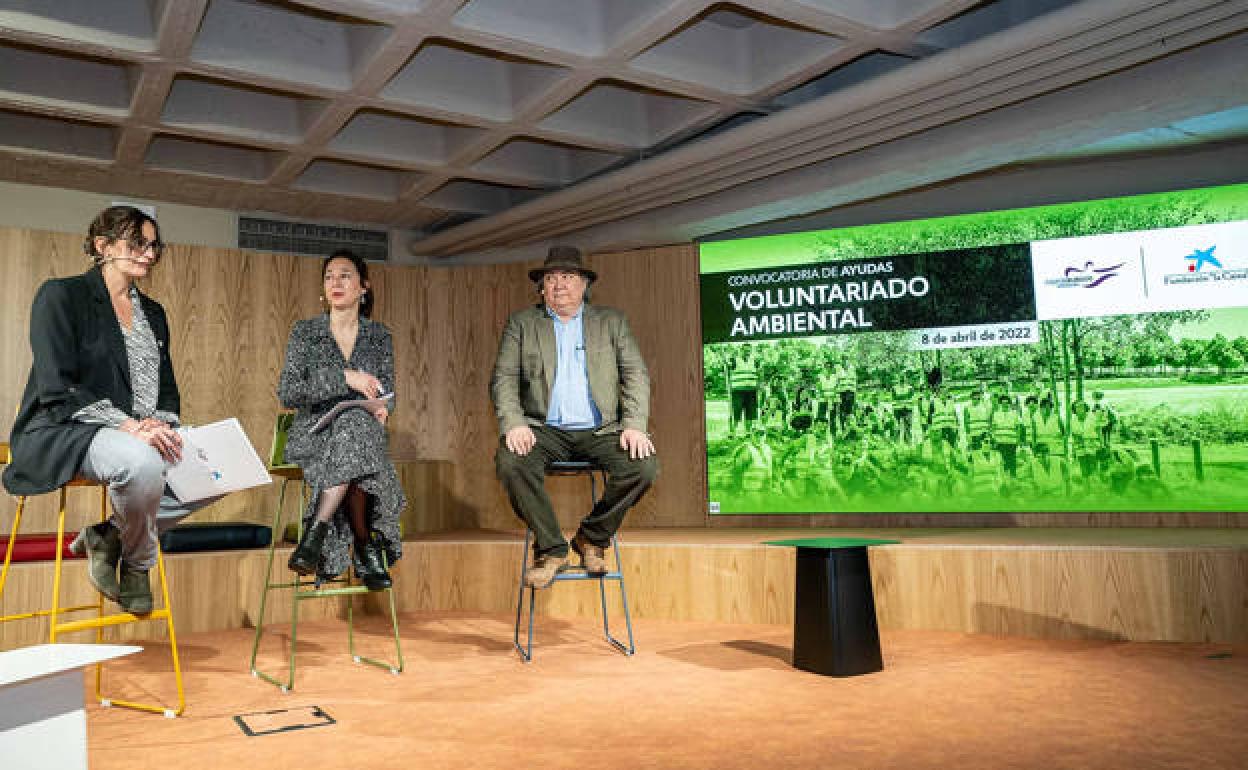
[1,0,1246,261]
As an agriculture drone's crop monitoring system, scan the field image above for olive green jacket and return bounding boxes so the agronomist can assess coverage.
[490,303,650,437]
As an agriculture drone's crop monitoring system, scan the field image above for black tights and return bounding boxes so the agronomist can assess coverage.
[313,482,371,541]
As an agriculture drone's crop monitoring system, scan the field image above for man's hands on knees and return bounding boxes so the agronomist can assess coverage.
[505,425,537,456]
[506,425,654,458]
[620,428,655,460]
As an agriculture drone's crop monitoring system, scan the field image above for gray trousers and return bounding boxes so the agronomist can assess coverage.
[77,428,217,570]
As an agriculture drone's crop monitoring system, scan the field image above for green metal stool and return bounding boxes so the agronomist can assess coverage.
[248,412,404,692]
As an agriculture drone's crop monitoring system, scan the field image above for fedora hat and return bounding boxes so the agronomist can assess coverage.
[529,245,596,283]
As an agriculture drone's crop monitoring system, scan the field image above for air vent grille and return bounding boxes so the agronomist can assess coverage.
[238,216,388,260]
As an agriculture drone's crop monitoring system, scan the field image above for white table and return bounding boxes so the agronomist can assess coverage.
[0,644,142,770]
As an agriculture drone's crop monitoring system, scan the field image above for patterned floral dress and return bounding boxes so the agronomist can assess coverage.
[277,314,405,578]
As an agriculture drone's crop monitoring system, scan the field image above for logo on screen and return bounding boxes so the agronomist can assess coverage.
[1043,260,1125,288]
[1164,243,1245,285]
[1184,245,1221,271]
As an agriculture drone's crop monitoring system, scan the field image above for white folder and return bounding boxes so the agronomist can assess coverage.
[165,418,272,503]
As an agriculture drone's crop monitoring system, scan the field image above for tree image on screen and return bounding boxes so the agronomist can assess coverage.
[700,183,1248,514]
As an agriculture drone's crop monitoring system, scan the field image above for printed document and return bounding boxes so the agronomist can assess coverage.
[166,418,272,502]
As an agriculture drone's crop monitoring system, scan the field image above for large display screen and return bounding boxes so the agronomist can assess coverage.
[699,183,1248,513]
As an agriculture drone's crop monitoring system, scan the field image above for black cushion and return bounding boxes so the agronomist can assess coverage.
[159,522,272,553]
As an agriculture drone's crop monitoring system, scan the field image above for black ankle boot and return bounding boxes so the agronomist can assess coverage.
[288,520,329,576]
[354,535,392,591]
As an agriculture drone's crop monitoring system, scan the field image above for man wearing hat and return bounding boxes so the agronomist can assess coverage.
[491,246,658,589]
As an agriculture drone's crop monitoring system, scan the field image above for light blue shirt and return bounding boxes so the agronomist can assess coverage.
[545,304,602,430]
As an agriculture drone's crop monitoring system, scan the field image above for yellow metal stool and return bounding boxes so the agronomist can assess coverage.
[249,413,404,692]
[0,440,186,717]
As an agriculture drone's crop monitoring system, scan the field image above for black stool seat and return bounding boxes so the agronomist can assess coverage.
[546,460,601,472]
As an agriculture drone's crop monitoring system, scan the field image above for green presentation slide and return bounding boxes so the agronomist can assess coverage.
[699,183,1248,513]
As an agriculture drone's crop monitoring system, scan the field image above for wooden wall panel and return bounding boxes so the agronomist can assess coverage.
[0,551,351,649]
[395,460,457,534]
[869,545,1248,642]
[2,224,1244,532]
[386,541,1248,643]
[1,229,89,427]
[437,261,532,530]
[586,245,707,528]
[4,542,1242,650]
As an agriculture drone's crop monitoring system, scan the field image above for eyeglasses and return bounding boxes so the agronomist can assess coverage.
[123,236,164,260]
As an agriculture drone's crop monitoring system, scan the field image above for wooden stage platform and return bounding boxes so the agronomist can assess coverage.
[2,528,1245,650]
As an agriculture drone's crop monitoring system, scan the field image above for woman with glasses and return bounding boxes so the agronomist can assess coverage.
[3,205,215,614]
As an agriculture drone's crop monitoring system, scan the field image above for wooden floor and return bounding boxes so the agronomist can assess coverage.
[81,615,1248,770]
[2,527,1245,650]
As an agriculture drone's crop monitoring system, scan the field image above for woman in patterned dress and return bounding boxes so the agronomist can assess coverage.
[4,206,216,613]
[278,250,404,590]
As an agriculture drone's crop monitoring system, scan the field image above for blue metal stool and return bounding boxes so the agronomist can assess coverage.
[513,460,635,662]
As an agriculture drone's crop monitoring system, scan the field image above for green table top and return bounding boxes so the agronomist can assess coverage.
[764,537,900,549]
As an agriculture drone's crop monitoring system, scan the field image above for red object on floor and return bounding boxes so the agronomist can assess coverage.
[4,533,83,562]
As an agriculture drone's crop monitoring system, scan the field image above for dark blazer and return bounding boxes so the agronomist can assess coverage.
[490,303,650,437]
[3,266,179,495]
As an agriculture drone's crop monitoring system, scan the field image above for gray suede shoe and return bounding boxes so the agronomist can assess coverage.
[524,553,569,590]
[68,523,121,601]
[571,533,609,575]
[118,563,153,615]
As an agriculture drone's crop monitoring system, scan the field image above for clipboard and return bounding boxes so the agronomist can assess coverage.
[165,418,273,503]
[311,392,393,433]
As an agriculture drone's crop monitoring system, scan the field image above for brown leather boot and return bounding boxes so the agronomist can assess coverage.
[570,533,609,575]
[524,553,569,589]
